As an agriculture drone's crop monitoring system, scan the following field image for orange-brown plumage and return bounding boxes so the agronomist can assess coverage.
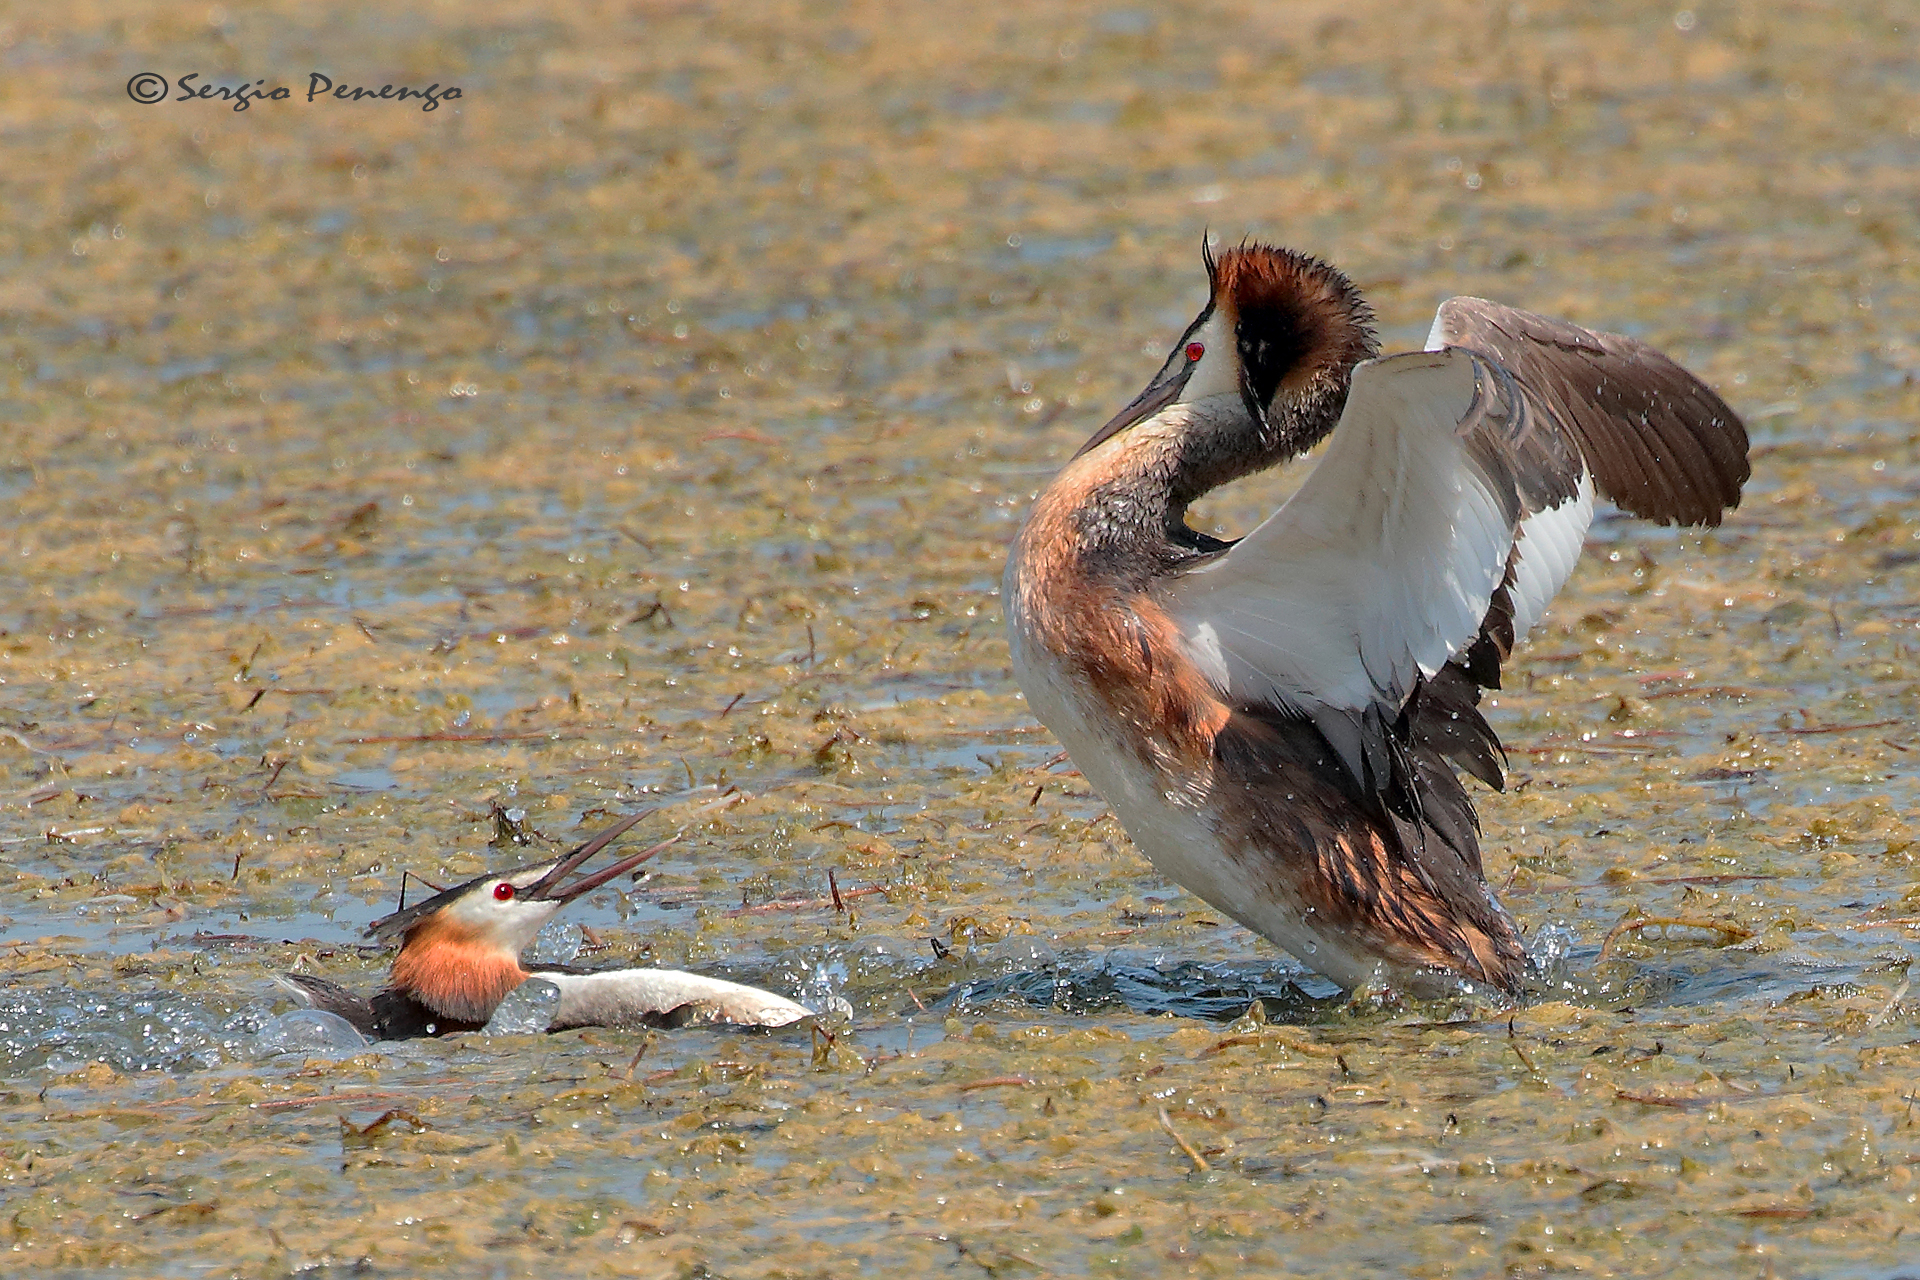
[1300,819,1513,985]
[387,914,531,1024]
[1007,458,1229,777]
[1205,708,1528,990]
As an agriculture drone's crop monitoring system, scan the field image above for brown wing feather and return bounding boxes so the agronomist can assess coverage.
[1435,297,1750,527]
[1214,710,1528,991]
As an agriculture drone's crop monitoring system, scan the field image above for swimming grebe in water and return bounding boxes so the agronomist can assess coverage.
[284,812,813,1035]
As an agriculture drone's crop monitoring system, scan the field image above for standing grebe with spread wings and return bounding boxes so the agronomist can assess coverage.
[1004,241,1748,995]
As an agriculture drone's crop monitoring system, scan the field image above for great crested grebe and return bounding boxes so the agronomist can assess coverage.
[1004,241,1749,996]
[284,812,812,1036]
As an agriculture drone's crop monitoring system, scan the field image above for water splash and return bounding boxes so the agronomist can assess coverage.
[1527,921,1581,993]
[254,1009,369,1058]
[762,935,930,1018]
[484,978,561,1035]
[528,920,584,966]
[795,958,856,1025]
[944,950,1339,1022]
[0,986,267,1074]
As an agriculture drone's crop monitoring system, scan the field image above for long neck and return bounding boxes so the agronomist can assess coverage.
[1052,395,1341,569]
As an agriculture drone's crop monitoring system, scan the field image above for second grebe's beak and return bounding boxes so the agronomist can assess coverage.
[366,809,670,945]
[519,809,670,903]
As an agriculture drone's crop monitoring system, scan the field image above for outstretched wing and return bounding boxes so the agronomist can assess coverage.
[1429,297,1749,528]
[1163,348,1578,799]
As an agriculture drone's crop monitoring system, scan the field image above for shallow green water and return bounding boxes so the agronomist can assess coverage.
[2,1,1918,1275]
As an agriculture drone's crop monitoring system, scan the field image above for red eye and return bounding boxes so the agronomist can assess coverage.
[1185,341,1205,362]
[493,882,515,902]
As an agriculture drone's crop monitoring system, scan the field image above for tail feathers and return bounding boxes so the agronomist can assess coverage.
[275,973,461,1039]
[275,973,379,1038]
[1408,664,1506,792]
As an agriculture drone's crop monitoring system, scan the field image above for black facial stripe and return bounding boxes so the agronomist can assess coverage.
[1149,302,1217,386]
[1235,300,1308,413]
[1073,298,1219,460]
[1180,300,1215,355]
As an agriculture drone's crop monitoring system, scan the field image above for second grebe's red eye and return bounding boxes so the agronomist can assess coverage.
[1185,341,1205,362]
[493,882,515,902]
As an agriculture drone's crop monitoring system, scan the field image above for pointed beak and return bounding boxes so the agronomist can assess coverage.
[364,811,675,945]
[520,809,677,904]
[1074,340,1202,460]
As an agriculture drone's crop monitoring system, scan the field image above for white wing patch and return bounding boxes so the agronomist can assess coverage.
[1164,349,1522,724]
[1508,470,1594,644]
[1429,298,1596,646]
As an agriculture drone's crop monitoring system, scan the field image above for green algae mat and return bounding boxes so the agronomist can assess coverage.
[3,1,1919,1275]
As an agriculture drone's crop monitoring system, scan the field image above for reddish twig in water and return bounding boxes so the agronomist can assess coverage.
[254,1091,435,1113]
[958,1075,1031,1092]
[1507,1017,1538,1075]
[1158,1106,1210,1172]
[1508,873,1779,895]
[1597,916,1754,963]
[344,731,577,744]
[1766,719,1900,736]
[1614,1090,1708,1110]
[1201,1029,1337,1058]
[726,885,889,916]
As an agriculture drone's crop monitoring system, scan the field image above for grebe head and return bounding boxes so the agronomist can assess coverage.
[1076,240,1378,503]
[368,810,658,958]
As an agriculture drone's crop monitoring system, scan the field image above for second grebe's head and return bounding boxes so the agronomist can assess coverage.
[369,810,659,959]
